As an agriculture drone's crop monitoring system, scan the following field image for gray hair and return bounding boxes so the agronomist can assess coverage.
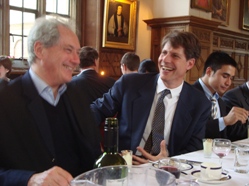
[27,15,76,65]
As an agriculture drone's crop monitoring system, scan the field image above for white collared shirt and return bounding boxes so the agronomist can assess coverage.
[29,68,67,106]
[137,77,183,155]
[198,78,225,131]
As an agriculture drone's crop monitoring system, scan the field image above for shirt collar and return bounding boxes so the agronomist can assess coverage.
[77,68,95,76]
[198,78,219,100]
[157,77,183,98]
[29,68,67,105]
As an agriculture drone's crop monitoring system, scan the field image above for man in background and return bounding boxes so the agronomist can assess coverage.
[138,59,158,73]
[69,46,115,104]
[222,81,249,141]
[193,51,249,139]
[0,16,101,185]
[120,52,140,74]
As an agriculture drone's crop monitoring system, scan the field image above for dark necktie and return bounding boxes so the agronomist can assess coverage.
[211,97,217,119]
[144,89,171,155]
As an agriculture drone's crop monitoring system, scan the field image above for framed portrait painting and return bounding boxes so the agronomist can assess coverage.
[211,0,230,26]
[102,0,137,50]
[191,0,212,12]
[239,0,249,31]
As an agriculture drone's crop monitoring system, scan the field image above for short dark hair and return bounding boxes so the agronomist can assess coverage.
[0,57,12,76]
[202,51,237,75]
[161,30,201,61]
[79,46,99,68]
[138,59,158,73]
[120,52,140,71]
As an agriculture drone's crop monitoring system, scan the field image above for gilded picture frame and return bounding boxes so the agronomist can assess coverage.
[211,0,230,26]
[191,0,212,12]
[239,0,249,31]
[102,0,137,50]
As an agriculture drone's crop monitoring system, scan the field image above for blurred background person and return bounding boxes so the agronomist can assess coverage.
[70,46,115,104]
[120,52,140,74]
[138,59,158,73]
[222,81,249,141]
[0,56,12,82]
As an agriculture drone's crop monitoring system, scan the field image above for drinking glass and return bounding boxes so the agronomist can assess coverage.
[158,158,181,179]
[212,138,231,171]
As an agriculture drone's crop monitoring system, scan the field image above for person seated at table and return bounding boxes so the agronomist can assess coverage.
[91,30,211,164]
[0,56,12,82]
[138,59,158,73]
[193,51,249,139]
[120,52,140,74]
[222,80,249,141]
[0,16,101,186]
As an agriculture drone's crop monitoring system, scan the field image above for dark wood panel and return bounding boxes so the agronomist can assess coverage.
[144,16,249,87]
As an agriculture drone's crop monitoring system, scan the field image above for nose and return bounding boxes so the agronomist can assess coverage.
[72,52,80,65]
[225,78,232,86]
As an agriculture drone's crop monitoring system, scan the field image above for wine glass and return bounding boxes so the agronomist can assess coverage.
[212,138,231,172]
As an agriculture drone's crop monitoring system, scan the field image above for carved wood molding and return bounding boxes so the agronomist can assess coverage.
[144,16,221,30]
[144,16,249,87]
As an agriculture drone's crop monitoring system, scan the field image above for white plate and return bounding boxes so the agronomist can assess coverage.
[191,170,231,184]
[153,161,193,171]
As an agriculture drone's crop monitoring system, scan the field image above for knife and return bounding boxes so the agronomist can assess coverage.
[171,158,202,165]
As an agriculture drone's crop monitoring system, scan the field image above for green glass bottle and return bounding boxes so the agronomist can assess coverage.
[94,117,127,168]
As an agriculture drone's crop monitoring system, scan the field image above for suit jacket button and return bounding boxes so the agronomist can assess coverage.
[52,158,55,162]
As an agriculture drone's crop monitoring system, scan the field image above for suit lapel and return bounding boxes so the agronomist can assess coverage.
[241,83,249,108]
[22,72,55,157]
[130,74,159,149]
[168,83,192,152]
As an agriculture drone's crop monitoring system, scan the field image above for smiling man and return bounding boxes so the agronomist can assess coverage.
[193,51,249,139]
[0,16,101,186]
[91,30,211,163]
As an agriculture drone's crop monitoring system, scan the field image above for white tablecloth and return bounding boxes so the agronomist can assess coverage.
[173,138,249,186]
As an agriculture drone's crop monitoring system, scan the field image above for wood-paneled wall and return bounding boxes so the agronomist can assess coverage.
[144,16,249,88]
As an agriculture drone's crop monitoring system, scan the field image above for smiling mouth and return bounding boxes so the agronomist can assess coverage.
[63,64,74,72]
[162,66,174,71]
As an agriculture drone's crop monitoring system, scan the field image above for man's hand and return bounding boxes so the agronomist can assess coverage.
[224,106,249,126]
[132,140,169,165]
[27,166,73,186]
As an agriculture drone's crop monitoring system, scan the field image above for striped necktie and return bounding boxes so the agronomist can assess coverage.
[211,97,218,119]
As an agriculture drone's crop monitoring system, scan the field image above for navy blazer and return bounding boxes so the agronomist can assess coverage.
[70,69,115,103]
[0,72,101,185]
[91,73,211,156]
[222,83,249,141]
[193,80,227,139]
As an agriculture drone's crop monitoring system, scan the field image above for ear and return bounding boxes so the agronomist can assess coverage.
[33,41,44,59]
[206,67,213,76]
[186,58,195,70]
[122,64,127,71]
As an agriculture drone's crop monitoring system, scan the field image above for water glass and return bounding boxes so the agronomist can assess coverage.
[234,147,249,173]
[71,165,176,186]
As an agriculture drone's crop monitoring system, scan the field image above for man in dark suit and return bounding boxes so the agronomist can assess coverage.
[91,30,211,163]
[222,81,249,141]
[193,51,249,139]
[0,16,101,185]
[120,52,140,74]
[70,46,115,104]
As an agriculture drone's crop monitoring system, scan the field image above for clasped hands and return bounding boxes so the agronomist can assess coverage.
[132,140,169,165]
